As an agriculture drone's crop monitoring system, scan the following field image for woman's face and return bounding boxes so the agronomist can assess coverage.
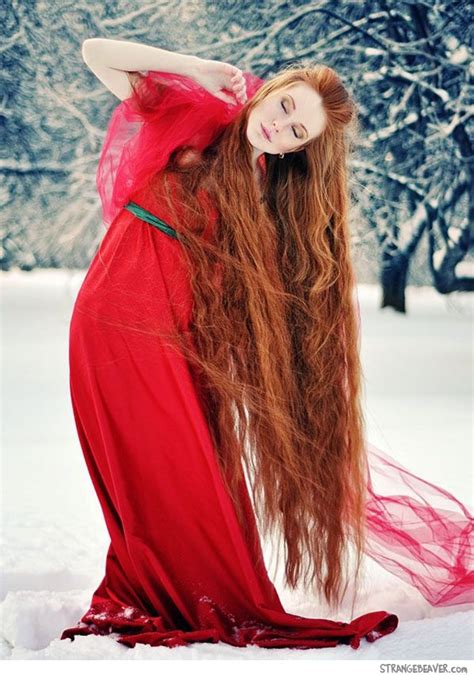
[246,82,327,156]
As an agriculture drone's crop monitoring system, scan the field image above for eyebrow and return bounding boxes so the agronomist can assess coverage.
[287,93,308,138]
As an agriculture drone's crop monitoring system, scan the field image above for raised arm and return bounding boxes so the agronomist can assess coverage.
[81,38,201,101]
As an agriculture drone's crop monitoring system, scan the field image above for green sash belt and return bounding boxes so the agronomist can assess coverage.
[124,201,179,240]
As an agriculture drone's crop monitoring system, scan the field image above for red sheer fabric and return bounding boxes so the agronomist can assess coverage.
[96,68,264,230]
[352,293,473,609]
[365,440,473,607]
[60,69,472,650]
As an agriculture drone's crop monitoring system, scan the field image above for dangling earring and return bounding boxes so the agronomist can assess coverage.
[279,153,285,159]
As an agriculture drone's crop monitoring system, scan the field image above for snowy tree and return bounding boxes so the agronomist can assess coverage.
[195,0,473,305]
[346,1,474,306]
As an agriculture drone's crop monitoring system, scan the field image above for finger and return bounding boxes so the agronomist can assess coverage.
[233,89,246,103]
[231,82,246,100]
[233,83,247,101]
[231,75,245,88]
[213,90,238,105]
[235,81,247,98]
[231,73,245,84]
[225,64,242,78]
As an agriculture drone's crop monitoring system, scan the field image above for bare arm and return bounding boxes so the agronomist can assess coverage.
[81,38,201,100]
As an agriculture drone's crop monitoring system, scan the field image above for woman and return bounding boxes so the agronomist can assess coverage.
[60,38,472,650]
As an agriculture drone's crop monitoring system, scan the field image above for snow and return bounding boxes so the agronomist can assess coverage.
[449,45,469,65]
[363,48,384,57]
[1,269,473,661]
[455,259,474,277]
[367,111,419,142]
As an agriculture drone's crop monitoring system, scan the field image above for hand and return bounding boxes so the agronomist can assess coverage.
[191,57,248,105]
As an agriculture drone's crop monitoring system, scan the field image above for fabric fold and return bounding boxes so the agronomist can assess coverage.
[60,596,398,650]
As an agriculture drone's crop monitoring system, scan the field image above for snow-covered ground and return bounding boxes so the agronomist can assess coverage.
[1,270,473,661]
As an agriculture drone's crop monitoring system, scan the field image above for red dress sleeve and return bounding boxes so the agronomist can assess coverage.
[96,69,265,230]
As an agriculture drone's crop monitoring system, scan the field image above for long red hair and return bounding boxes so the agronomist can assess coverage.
[133,64,365,611]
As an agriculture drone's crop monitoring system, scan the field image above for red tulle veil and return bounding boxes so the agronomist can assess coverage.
[96,68,473,609]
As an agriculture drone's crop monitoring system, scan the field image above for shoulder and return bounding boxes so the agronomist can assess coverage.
[173,146,203,169]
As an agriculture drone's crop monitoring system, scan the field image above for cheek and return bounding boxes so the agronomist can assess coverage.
[254,101,273,121]
[249,108,262,131]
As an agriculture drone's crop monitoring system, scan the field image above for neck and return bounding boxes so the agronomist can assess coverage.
[251,145,264,172]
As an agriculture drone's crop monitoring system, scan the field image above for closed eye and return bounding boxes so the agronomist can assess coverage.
[281,99,300,139]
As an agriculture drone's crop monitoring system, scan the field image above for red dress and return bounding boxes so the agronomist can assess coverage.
[60,171,400,649]
[60,68,472,650]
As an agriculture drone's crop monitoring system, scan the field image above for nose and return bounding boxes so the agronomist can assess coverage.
[272,119,280,133]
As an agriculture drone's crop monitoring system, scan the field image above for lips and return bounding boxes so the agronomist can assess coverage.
[261,123,271,142]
